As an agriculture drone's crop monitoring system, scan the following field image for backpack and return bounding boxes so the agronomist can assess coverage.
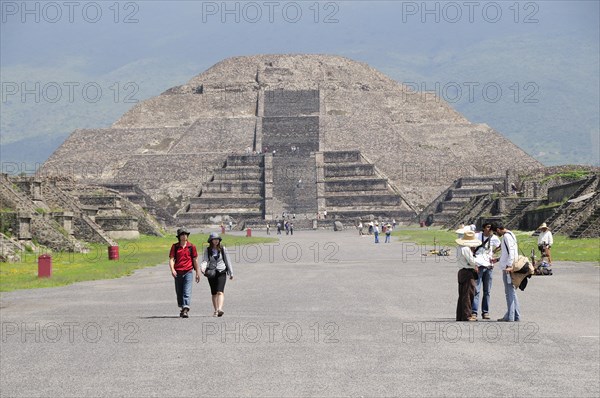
[535,261,553,276]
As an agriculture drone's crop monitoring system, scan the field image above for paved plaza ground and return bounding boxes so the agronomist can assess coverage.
[1,228,599,397]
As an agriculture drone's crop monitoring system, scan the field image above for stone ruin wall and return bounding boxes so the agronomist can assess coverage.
[518,165,600,199]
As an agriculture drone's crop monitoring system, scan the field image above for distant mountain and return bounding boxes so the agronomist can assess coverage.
[1,33,598,169]
[376,34,599,166]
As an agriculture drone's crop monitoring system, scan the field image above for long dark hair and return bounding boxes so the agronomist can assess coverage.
[209,239,222,252]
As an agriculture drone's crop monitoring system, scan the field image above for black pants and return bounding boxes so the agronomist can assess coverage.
[207,271,227,295]
[456,268,477,321]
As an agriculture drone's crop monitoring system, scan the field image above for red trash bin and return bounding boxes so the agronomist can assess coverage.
[38,254,52,278]
[246,228,252,237]
[108,246,119,260]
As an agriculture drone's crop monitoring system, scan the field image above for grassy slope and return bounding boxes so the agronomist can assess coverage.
[0,234,276,292]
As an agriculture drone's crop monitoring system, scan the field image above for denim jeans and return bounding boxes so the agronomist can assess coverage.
[374,232,379,243]
[385,233,391,243]
[472,266,493,315]
[174,271,193,309]
[501,271,520,321]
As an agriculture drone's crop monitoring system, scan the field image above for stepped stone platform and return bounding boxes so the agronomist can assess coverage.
[420,176,505,226]
[426,171,600,237]
[0,175,166,253]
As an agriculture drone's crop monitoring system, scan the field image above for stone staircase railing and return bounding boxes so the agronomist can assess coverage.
[447,194,488,230]
[418,180,460,225]
[553,191,600,236]
[0,174,37,212]
[545,175,598,230]
[359,152,419,216]
[43,182,117,246]
[504,199,538,230]
[79,214,118,246]
[570,206,600,238]
[0,233,26,262]
[31,214,87,252]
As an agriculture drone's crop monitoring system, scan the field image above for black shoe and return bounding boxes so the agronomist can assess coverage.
[217,310,224,317]
[182,308,189,318]
[179,309,184,318]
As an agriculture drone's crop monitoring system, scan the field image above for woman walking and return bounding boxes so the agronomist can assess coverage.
[201,232,234,317]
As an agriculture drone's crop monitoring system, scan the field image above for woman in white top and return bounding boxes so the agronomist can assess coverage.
[537,223,553,264]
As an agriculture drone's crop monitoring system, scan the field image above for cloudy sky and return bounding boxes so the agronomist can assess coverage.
[1,1,599,169]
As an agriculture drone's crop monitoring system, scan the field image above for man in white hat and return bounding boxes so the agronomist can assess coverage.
[455,230,481,322]
[537,223,553,264]
[492,223,521,322]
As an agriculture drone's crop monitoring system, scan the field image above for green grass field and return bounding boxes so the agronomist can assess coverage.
[0,234,276,292]
[394,227,600,263]
[2,229,598,292]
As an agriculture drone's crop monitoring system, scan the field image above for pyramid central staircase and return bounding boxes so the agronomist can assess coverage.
[175,88,417,226]
[175,149,417,226]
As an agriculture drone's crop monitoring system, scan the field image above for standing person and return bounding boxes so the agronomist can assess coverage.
[455,230,481,322]
[374,222,380,243]
[385,223,392,243]
[200,232,234,317]
[471,222,501,320]
[358,221,364,236]
[537,223,553,264]
[276,221,282,235]
[290,222,294,235]
[492,223,520,322]
[168,228,200,318]
[285,221,290,235]
[266,223,270,235]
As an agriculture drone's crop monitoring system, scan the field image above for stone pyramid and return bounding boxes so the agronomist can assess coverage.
[44,54,541,220]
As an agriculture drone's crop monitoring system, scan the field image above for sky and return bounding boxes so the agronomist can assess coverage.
[1,0,599,168]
